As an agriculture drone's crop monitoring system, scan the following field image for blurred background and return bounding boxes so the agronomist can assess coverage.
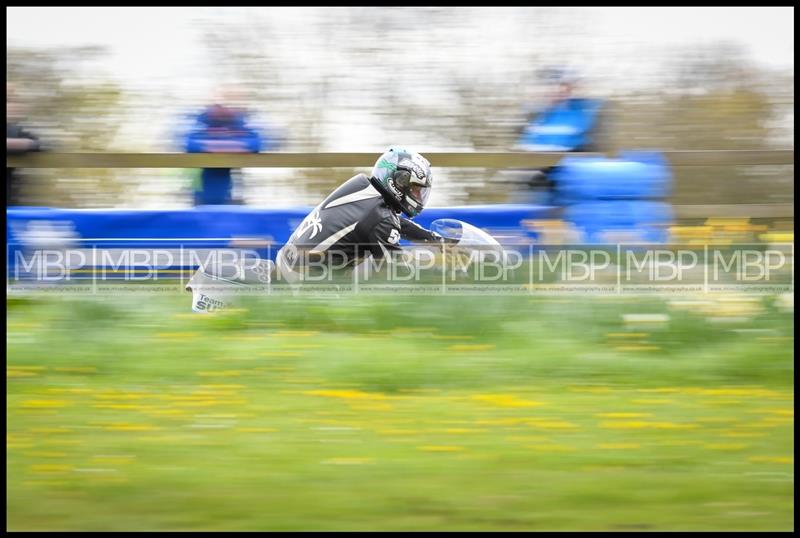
[6,7,794,209]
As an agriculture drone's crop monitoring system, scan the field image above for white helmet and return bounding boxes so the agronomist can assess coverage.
[369,147,433,218]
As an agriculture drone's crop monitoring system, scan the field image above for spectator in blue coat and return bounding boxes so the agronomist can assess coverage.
[516,66,605,153]
[515,67,608,205]
[184,93,280,205]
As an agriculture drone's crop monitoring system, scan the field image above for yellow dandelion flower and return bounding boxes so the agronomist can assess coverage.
[30,464,73,474]
[305,389,389,401]
[447,344,495,352]
[21,400,69,409]
[748,456,793,464]
[471,394,541,408]
[595,413,652,418]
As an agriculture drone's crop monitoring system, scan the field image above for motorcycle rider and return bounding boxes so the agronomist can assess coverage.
[187,148,450,311]
[275,147,446,283]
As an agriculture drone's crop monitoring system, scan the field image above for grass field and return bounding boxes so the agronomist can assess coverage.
[6,291,794,531]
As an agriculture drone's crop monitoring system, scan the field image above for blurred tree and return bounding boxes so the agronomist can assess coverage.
[7,46,127,207]
[605,41,793,205]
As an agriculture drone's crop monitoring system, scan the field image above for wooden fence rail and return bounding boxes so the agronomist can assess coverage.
[6,150,794,218]
[6,150,794,169]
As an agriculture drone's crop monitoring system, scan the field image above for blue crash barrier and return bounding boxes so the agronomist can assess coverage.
[6,186,672,278]
[6,205,556,279]
[6,204,554,247]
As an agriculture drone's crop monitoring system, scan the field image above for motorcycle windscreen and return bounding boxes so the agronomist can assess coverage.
[430,218,507,266]
[430,218,502,248]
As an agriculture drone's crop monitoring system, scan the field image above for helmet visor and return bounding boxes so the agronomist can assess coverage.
[409,182,431,207]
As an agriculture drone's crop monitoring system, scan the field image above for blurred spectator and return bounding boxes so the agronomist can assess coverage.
[516,66,606,152]
[514,67,607,204]
[183,89,281,205]
[7,83,41,206]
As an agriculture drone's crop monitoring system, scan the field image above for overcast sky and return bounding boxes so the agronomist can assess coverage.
[8,7,794,87]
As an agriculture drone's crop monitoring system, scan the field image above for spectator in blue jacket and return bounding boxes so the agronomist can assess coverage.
[184,94,280,205]
[516,66,605,152]
[515,67,608,205]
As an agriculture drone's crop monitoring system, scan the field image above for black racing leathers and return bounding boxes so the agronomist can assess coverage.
[275,173,440,282]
